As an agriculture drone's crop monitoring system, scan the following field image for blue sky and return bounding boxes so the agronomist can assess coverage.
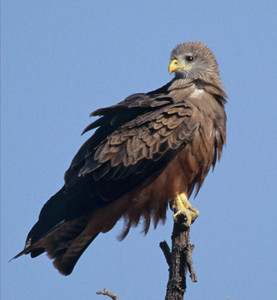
[2,1,277,299]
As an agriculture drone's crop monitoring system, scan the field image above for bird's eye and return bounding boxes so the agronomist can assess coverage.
[185,56,194,62]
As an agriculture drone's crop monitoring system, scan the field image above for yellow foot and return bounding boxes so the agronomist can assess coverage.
[170,193,200,228]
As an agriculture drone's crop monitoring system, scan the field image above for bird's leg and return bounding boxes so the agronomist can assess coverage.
[170,193,200,228]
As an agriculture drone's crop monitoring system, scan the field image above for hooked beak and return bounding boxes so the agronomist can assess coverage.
[168,59,191,74]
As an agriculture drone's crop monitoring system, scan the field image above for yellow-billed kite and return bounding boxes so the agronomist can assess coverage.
[14,41,227,275]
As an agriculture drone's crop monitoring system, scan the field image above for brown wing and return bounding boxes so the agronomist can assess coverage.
[14,79,226,275]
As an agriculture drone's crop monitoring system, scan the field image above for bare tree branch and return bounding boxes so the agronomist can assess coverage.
[160,240,172,267]
[161,222,197,299]
[186,243,197,282]
[96,289,118,300]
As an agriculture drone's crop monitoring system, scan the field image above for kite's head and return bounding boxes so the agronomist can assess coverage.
[169,41,219,80]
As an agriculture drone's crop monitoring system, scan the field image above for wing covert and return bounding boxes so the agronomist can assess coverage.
[75,103,199,184]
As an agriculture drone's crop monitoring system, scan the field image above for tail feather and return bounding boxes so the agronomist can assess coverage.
[11,185,102,274]
[12,182,130,275]
[40,216,90,259]
[12,215,99,275]
[52,232,98,275]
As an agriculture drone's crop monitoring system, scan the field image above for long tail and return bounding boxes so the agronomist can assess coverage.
[11,187,101,275]
[12,216,99,275]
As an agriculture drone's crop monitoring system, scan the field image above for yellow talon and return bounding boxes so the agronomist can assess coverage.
[170,193,200,228]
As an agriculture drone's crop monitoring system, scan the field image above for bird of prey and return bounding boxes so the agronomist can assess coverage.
[14,41,227,275]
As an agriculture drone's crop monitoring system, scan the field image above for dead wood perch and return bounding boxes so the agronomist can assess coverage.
[160,221,197,299]
[96,289,118,300]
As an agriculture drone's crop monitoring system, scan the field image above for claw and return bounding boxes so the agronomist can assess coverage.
[170,193,199,228]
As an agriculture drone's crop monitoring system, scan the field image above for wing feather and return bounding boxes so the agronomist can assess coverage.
[73,103,199,187]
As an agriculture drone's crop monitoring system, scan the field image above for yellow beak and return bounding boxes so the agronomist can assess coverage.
[168,59,189,75]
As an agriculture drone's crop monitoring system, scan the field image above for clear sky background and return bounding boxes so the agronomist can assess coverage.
[2,1,277,299]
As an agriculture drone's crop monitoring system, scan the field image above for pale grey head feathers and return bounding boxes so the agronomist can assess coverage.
[170,41,220,80]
